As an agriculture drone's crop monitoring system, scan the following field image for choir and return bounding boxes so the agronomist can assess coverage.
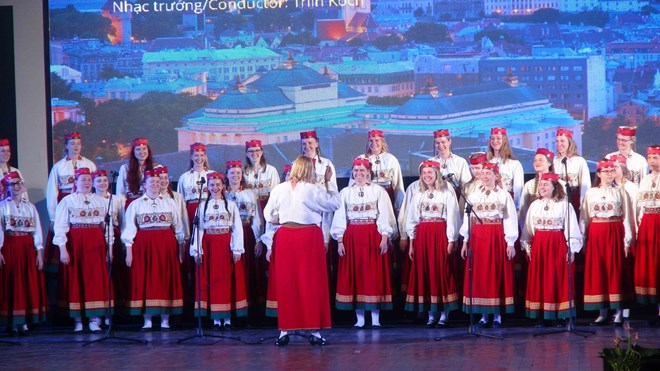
[1,126,658,343]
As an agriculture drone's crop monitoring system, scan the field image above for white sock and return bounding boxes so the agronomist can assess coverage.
[143,314,152,328]
[355,310,365,327]
[622,309,630,318]
[224,318,231,325]
[310,331,321,338]
[439,311,448,322]
[214,319,222,325]
[427,311,436,323]
[91,317,101,325]
[480,313,488,323]
[494,314,502,323]
[161,314,170,327]
[371,310,381,326]
[279,330,288,338]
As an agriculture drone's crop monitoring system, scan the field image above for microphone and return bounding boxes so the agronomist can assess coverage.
[442,173,455,180]
[109,170,119,177]
[561,157,567,165]
[199,177,206,185]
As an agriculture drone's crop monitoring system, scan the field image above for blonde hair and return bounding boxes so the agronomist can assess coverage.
[488,135,516,161]
[288,156,315,183]
[418,165,447,192]
[365,136,390,156]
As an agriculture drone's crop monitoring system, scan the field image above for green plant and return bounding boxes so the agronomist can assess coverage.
[599,323,641,371]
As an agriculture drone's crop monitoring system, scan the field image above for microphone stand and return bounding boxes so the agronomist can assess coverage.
[85,172,147,346]
[177,177,240,345]
[436,175,502,341]
[534,158,593,338]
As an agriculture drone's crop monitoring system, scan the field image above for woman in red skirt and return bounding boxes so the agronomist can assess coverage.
[554,129,591,215]
[460,163,518,327]
[116,138,160,208]
[635,145,660,325]
[54,167,111,333]
[244,139,280,212]
[263,156,340,346]
[404,161,461,328]
[582,160,635,326]
[0,172,47,335]
[190,172,247,329]
[122,169,186,331]
[521,173,582,327]
[331,158,396,328]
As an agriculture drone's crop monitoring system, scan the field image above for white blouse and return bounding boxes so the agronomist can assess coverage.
[53,192,110,248]
[431,154,473,189]
[405,187,460,242]
[520,198,583,254]
[397,180,421,241]
[607,150,649,185]
[189,198,244,257]
[97,191,125,228]
[121,194,186,248]
[489,156,524,209]
[459,186,519,246]
[177,169,215,202]
[163,191,191,242]
[115,163,163,199]
[554,155,591,205]
[518,177,567,229]
[354,152,405,213]
[226,188,263,242]
[311,155,338,243]
[636,173,660,225]
[244,164,280,200]
[46,156,97,220]
[0,198,43,250]
[330,183,396,241]
[580,185,635,248]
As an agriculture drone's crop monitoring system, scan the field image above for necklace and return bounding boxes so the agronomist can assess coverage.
[358,187,364,197]
[374,155,380,165]
[427,190,434,199]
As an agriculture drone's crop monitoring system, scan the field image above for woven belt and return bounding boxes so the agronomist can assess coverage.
[349,219,376,225]
[205,227,231,234]
[644,207,660,214]
[536,228,564,232]
[140,226,170,230]
[282,222,316,228]
[70,223,102,229]
[420,217,446,222]
[592,216,622,223]
[6,231,30,236]
[472,217,503,225]
[186,200,199,204]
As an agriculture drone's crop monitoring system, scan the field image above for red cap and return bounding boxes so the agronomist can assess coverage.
[420,160,441,170]
[647,145,660,156]
[64,132,81,140]
[490,127,507,136]
[92,170,108,179]
[131,138,148,146]
[482,162,500,174]
[469,152,488,165]
[245,139,262,148]
[300,131,317,139]
[283,164,292,172]
[597,160,615,170]
[609,154,627,165]
[540,173,560,182]
[190,143,206,153]
[1,171,21,187]
[535,147,554,161]
[368,129,384,138]
[74,167,91,178]
[352,158,372,170]
[155,166,168,175]
[207,172,225,180]
[226,160,242,169]
[433,129,450,138]
[617,126,636,137]
[556,128,573,139]
[0,139,10,147]
[143,169,159,178]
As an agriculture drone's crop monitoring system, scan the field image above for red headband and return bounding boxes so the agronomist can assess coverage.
[469,152,488,165]
[283,164,292,172]
[155,166,168,174]
[226,160,242,169]
[609,154,627,165]
[540,173,560,182]
[482,162,499,173]
[74,167,91,178]
[535,147,554,161]
[556,128,573,139]
[491,127,507,136]
[368,129,383,138]
[0,139,10,147]
[420,160,440,170]
[352,158,372,170]
[1,171,21,187]
[647,146,660,156]
[300,131,317,139]
[92,170,108,179]
[190,143,206,153]
[64,132,81,140]
[433,129,450,138]
[245,140,262,148]
[143,169,159,178]
[207,172,225,180]
[132,138,148,146]
[617,126,636,137]
[597,160,615,170]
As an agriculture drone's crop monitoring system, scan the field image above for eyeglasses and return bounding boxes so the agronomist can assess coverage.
[599,169,616,174]
[247,149,262,154]
[616,138,632,143]
[9,181,24,187]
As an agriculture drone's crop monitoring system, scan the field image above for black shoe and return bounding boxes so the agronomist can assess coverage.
[7,328,18,337]
[352,324,364,329]
[426,321,436,329]
[437,320,448,328]
[275,335,289,346]
[223,323,232,330]
[477,320,489,328]
[140,326,152,332]
[554,319,567,328]
[309,335,327,346]
[492,321,502,328]
[534,320,545,328]
[613,320,623,327]
[212,324,222,331]
[590,318,608,326]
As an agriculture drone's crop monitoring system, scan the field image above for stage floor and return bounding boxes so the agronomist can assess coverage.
[2,318,659,370]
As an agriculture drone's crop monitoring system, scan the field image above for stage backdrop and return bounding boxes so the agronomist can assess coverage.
[45,1,648,178]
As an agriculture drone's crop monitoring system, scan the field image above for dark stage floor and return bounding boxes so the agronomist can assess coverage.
[1,318,659,370]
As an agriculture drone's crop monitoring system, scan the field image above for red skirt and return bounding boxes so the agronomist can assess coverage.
[584,221,633,310]
[265,225,331,331]
[462,223,515,314]
[634,213,660,304]
[405,221,459,313]
[242,223,267,312]
[335,223,393,311]
[126,229,183,315]
[195,232,248,319]
[57,227,112,318]
[0,235,48,325]
[525,230,575,320]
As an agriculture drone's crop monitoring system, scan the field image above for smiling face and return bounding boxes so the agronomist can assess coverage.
[555,136,569,156]
[191,151,206,168]
[421,166,438,188]
[207,178,225,198]
[0,145,10,164]
[489,133,503,153]
[537,179,554,199]
[301,137,318,158]
[481,168,497,188]
[93,176,109,194]
[158,173,170,190]
[533,154,551,173]
[352,164,370,185]
[616,134,633,154]
[246,146,263,165]
[144,176,160,197]
[368,137,384,155]
[6,178,26,198]
[75,174,93,194]
[597,168,616,185]
[133,144,149,163]
[66,138,82,158]
[434,136,451,158]
[227,167,243,187]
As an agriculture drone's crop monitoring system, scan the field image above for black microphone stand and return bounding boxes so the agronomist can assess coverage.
[177,177,240,345]
[436,175,502,341]
[84,172,147,346]
[534,158,593,338]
